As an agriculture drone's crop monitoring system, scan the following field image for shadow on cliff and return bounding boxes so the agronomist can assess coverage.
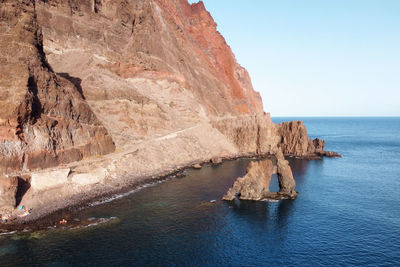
[57,73,85,100]
[15,177,30,207]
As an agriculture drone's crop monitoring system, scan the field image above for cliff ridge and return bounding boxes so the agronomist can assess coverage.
[0,0,338,223]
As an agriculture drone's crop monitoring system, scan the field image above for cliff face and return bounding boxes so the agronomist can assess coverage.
[277,121,341,158]
[0,0,334,175]
[26,0,264,150]
[0,0,115,174]
[211,113,280,156]
[0,0,338,218]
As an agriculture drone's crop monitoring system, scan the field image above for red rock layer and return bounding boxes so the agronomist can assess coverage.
[155,0,263,114]
[35,0,263,116]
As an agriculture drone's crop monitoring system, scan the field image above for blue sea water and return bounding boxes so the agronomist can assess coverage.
[0,117,399,266]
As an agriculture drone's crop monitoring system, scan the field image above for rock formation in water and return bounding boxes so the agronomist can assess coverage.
[0,0,339,219]
[277,121,341,159]
[222,151,297,201]
[223,159,275,201]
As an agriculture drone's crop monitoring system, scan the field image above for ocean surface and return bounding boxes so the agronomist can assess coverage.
[0,117,399,266]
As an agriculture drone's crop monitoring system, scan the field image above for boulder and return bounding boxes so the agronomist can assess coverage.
[211,157,222,165]
[193,164,202,169]
[309,138,325,154]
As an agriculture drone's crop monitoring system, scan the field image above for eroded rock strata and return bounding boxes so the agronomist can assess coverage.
[277,121,341,159]
[222,152,298,201]
[0,0,115,175]
[0,0,338,222]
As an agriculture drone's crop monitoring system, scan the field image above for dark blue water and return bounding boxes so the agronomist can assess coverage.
[0,117,399,266]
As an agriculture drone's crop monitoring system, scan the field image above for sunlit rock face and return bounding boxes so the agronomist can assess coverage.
[0,0,115,174]
[0,0,343,220]
[32,0,265,148]
[277,121,342,159]
[222,152,297,202]
[0,0,334,177]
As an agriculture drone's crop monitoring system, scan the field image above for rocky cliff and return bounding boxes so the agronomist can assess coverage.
[0,0,115,175]
[0,0,337,221]
[32,0,265,149]
[277,121,341,158]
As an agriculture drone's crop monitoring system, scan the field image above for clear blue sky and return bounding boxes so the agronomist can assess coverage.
[189,0,400,116]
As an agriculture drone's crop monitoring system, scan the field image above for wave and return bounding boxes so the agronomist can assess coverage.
[70,217,118,230]
[261,199,279,203]
[88,179,167,207]
[0,231,17,236]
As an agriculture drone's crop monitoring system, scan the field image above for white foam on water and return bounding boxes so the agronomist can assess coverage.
[0,231,17,236]
[88,180,166,207]
[71,217,118,230]
[261,199,279,203]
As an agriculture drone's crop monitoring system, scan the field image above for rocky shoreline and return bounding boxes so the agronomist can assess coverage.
[0,0,341,233]
[0,155,251,232]
[0,150,341,232]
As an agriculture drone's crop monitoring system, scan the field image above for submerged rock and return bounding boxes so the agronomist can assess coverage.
[321,151,342,158]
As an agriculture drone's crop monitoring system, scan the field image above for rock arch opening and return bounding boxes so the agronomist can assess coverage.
[223,151,298,201]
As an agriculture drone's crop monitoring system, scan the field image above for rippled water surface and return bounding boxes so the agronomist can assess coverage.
[0,117,399,266]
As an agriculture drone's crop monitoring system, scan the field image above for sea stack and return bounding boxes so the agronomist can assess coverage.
[222,151,297,201]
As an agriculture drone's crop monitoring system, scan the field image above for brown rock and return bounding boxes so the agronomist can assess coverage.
[211,113,279,156]
[275,150,297,197]
[193,164,202,169]
[0,0,339,220]
[211,157,222,165]
[277,121,309,157]
[322,151,342,158]
[223,153,297,201]
[0,0,115,173]
[277,121,339,159]
[309,138,325,154]
[0,175,18,211]
[223,159,275,201]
